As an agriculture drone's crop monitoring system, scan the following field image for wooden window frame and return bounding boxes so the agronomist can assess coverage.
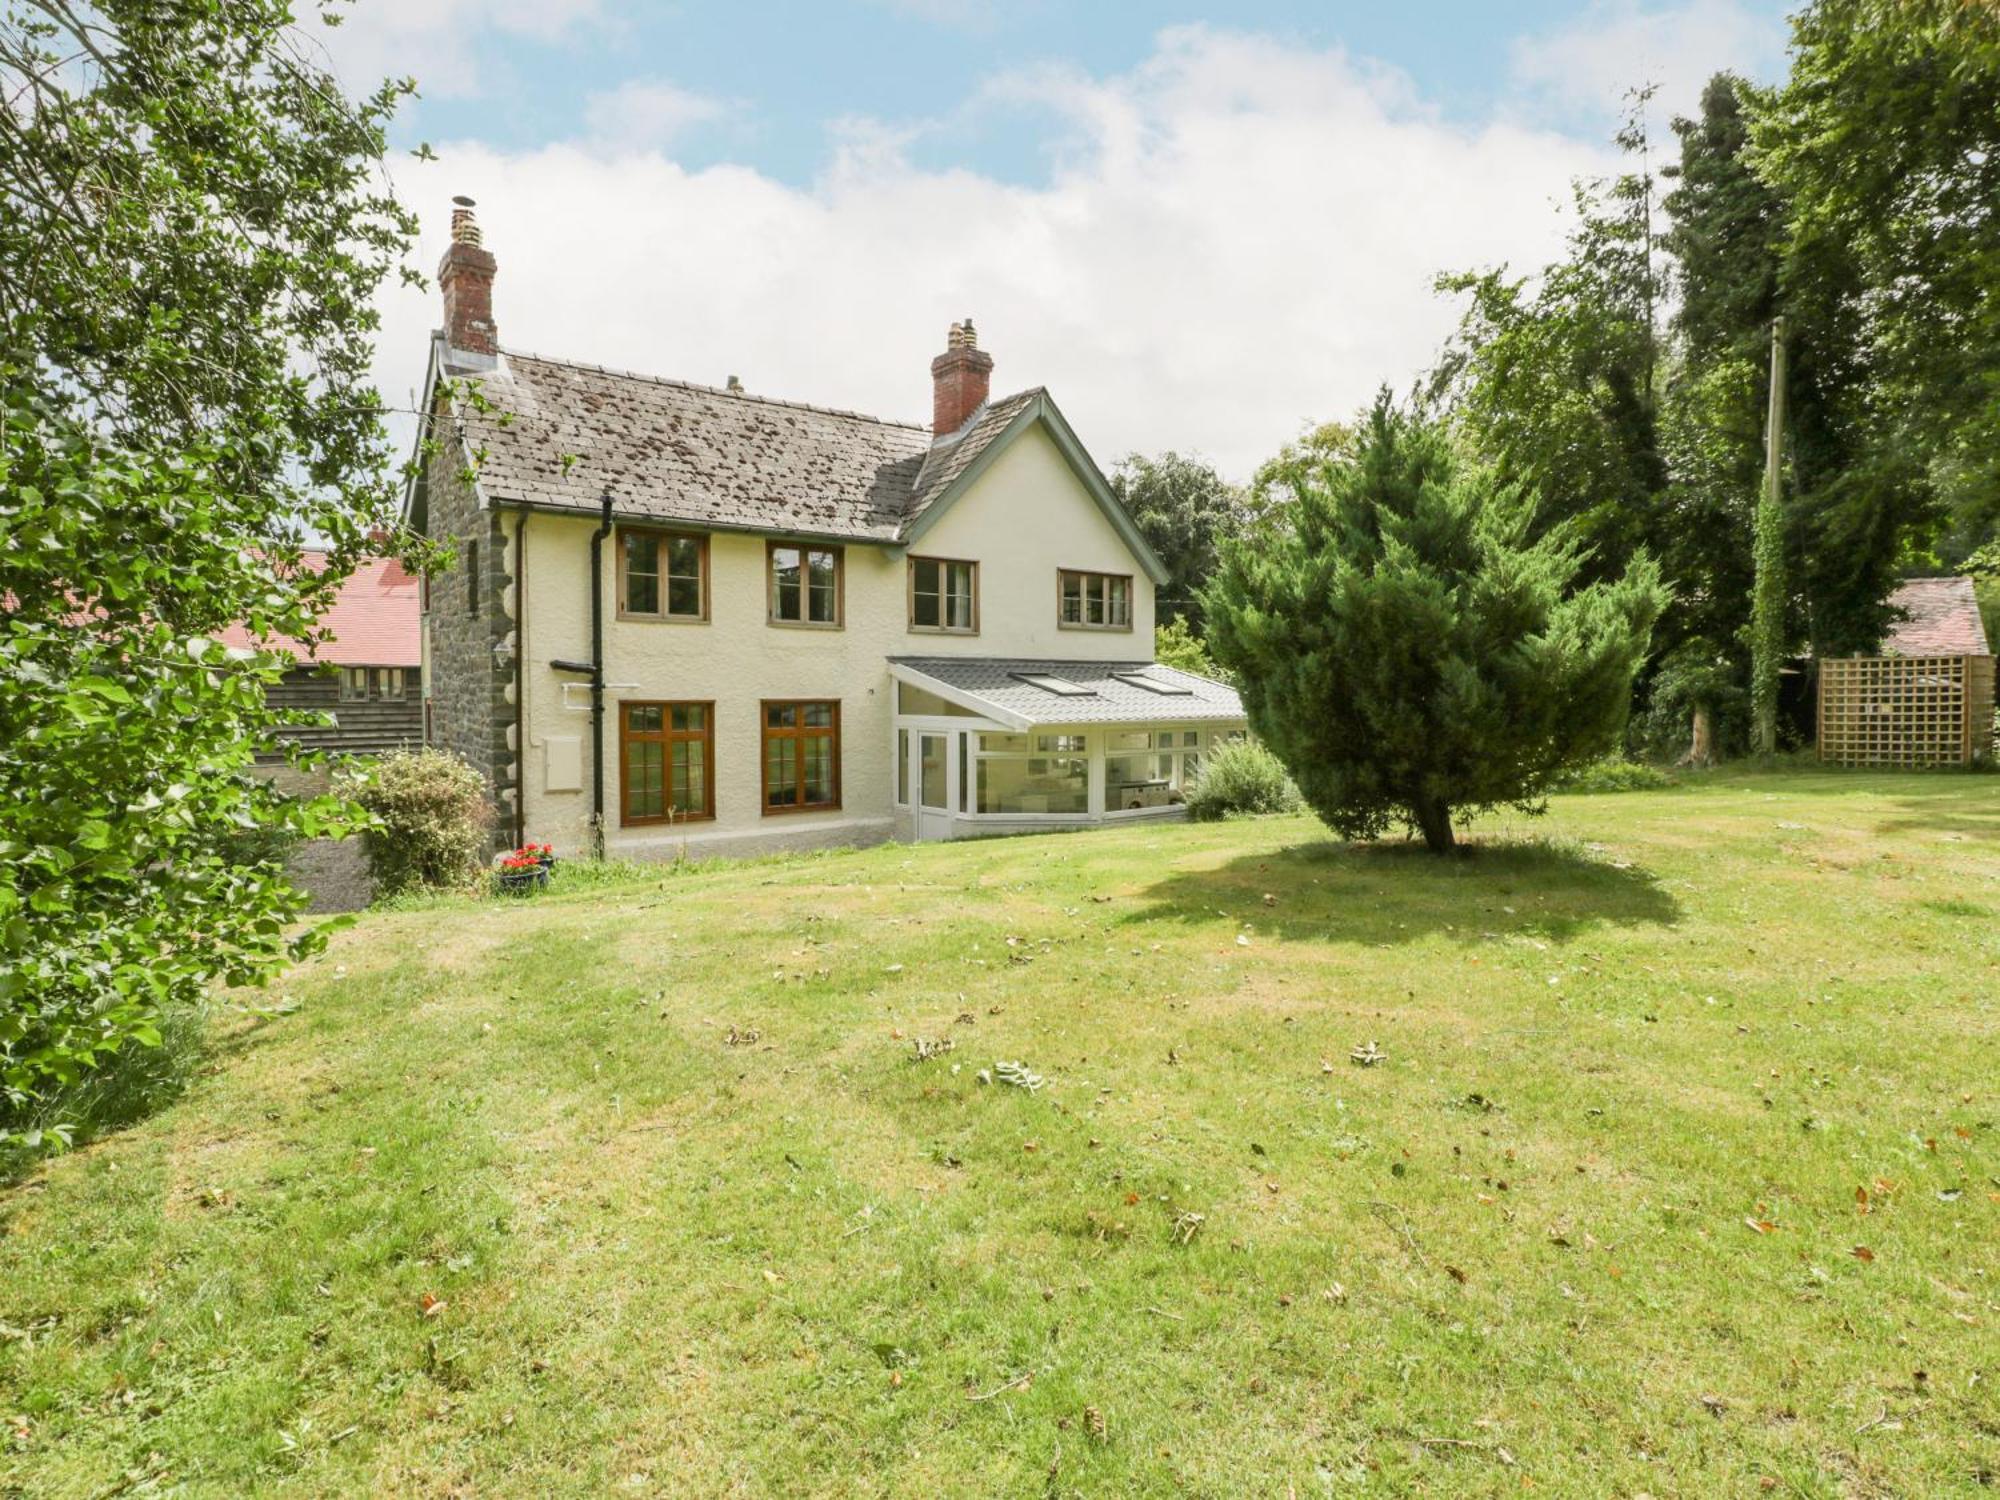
[907,555,980,635]
[766,541,845,629]
[371,667,407,702]
[760,698,842,816]
[619,699,716,827]
[338,666,369,702]
[616,525,711,623]
[1057,568,1134,632]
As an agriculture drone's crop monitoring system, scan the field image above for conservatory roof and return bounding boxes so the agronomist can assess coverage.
[888,657,1246,731]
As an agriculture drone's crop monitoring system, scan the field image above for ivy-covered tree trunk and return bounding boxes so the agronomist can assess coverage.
[1750,321,1788,757]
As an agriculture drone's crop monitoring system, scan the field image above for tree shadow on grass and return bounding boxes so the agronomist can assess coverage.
[1868,777,2000,842]
[1122,834,1682,949]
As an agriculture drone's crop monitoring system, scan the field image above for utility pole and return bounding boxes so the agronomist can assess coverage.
[1750,317,1788,758]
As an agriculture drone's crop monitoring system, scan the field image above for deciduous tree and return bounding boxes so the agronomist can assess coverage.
[1110,451,1245,632]
[1,0,417,1139]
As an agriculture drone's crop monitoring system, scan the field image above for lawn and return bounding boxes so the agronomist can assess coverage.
[3,771,1997,1497]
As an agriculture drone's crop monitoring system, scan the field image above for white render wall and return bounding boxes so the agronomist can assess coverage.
[512,421,1157,859]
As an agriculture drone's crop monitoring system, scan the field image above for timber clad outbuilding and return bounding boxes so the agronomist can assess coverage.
[219,554,423,761]
[404,198,1248,859]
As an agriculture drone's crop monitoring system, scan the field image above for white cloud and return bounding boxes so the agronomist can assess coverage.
[308,0,601,100]
[1508,0,1786,133]
[582,79,729,152]
[377,25,1622,478]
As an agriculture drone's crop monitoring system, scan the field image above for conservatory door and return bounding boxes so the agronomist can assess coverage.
[915,731,955,841]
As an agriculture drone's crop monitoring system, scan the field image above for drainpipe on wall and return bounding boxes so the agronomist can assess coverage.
[588,491,613,860]
[512,509,529,850]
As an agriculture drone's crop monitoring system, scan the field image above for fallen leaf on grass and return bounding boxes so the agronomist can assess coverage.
[1852,1246,1875,1263]
[1744,1218,1777,1235]
[419,1293,446,1319]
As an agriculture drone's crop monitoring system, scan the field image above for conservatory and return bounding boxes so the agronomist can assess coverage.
[887,657,1249,842]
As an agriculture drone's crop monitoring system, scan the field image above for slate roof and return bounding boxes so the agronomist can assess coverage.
[890,657,1246,729]
[218,554,420,667]
[1881,577,1990,657]
[445,347,1042,543]
[906,389,1043,518]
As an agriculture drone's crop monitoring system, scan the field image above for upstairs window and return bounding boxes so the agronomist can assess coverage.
[909,556,977,633]
[1059,569,1131,630]
[620,528,707,621]
[769,543,843,627]
[371,667,407,701]
[339,667,369,702]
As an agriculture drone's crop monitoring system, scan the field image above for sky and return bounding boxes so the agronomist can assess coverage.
[319,0,1797,479]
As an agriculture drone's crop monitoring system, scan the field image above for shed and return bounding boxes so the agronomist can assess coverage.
[219,554,423,760]
[1817,578,1995,767]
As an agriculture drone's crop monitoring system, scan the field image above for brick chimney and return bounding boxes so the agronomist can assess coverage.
[930,318,993,439]
[438,195,498,370]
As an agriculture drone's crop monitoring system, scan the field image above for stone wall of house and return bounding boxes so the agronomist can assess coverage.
[421,405,518,851]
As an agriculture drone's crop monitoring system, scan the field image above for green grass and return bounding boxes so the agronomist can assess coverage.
[4,770,1997,1496]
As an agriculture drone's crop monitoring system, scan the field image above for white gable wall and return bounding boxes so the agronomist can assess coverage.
[912,421,1156,655]
[508,417,1158,860]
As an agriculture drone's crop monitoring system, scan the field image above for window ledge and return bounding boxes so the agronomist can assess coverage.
[761,801,843,818]
[767,619,844,631]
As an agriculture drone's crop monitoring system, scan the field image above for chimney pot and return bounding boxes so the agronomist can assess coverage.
[930,318,994,439]
[438,195,498,368]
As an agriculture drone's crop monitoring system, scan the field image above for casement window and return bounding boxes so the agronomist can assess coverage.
[909,556,978,633]
[762,699,840,813]
[620,701,714,825]
[1059,569,1132,630]
[371,667,407,701]
[339,667,369,702]
[768,542,843,627]
[619,527,708,621]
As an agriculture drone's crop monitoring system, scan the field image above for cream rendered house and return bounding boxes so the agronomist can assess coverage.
[407,200,1247,858]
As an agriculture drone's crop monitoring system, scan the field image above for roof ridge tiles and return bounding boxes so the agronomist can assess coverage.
[494,346,933,433]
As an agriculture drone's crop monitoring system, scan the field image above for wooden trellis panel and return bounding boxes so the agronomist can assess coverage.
[1818,655,1981,767]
